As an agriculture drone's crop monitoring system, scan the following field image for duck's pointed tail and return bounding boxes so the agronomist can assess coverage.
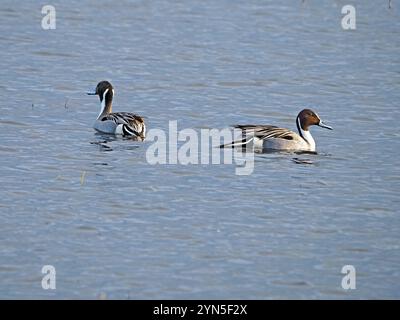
[219,137,254,149]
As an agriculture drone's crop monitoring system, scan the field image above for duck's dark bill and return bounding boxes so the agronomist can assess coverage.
[318,121,332,130]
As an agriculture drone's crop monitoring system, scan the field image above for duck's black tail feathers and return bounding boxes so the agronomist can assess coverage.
[219,137,254,149]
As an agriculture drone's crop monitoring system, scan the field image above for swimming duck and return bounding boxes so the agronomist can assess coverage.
[87,81,146,140]
[222,109,332,152]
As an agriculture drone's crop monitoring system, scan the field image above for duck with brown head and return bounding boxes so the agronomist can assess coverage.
[221,109,332,152]
[87,81,146,140]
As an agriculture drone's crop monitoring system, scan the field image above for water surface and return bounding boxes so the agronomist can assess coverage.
[0,0,399,299]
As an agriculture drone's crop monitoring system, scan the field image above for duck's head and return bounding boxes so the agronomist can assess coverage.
[87,81,114,104]
[297,109,332,131]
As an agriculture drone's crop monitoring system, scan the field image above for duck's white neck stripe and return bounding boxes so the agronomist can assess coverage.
[97,88,109,119]
[297,117,316,151]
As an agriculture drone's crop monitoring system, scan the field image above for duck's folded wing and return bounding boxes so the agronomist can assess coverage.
[234,125,295,140]
[101,112,143,125]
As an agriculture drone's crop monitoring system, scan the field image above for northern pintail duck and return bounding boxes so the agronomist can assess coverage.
[87,81,146,140]
[222,109,332,152]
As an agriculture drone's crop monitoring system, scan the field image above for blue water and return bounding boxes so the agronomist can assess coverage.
[0,0,399,299]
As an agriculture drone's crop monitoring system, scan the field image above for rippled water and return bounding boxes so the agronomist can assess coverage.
[0,0,399,299]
